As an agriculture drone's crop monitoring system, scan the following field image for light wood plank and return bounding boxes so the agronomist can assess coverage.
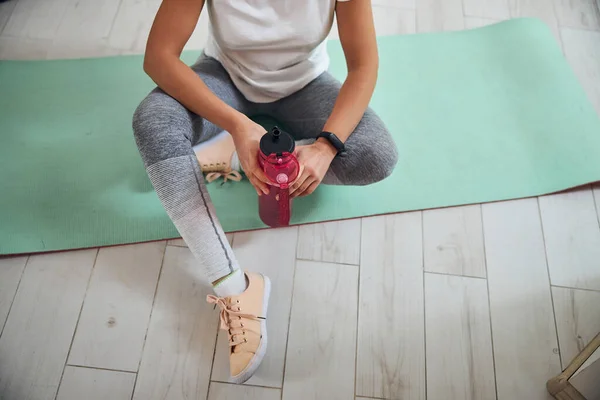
[356,213,425,399]
[331,5,415,40]
[561,28,600,114]
[465,17,503,29]
[539,188,600,291]
[208,382,280,400]
[463,0,510,19]
[297,220,361,265]
[109,0,209,54]
[282,261,358,400]
[3,0,72,39]
[509,0,561,42]
[167,238,188,247]
[0,0,17,34]
[0,36,51,60]
[0,250,96,400]
[372,5,416,35]
[372,0,416,9]
[54,0,121,43]
[46,42,122,60]
[168,233,233,249]
[45,0,123,59]
[57,366,135,400]
[0,256,27,333]
[185,9,211,50]
[417,0,465,33]
[509,0,559,22]
[425,273,496,400]
[552,287,600,368]
[211,227,298,387]
[132,245,218,400]
[108,0,161,53]
[482,198,561,400]
[423,205,486,278]
[68,241,166,372]
[553,0,600,30]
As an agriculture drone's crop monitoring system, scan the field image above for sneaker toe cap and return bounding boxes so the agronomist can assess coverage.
[230,352,255,377]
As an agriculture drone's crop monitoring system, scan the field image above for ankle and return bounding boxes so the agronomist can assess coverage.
[212,274,231,286]
[213,269,247,298]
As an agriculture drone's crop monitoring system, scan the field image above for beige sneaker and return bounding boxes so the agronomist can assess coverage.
[194,131,242,183]
[207,272,271,383]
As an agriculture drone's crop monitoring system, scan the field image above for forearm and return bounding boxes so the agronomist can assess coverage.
[143,55,252,136]
[316,65,377,153]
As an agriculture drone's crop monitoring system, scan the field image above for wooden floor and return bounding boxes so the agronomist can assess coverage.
[1,0,600,399]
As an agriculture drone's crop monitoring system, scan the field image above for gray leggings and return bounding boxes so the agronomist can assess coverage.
[133,55,398,283]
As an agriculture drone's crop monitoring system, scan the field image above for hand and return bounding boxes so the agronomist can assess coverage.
[290,140,337,198]
[231,121,271,196]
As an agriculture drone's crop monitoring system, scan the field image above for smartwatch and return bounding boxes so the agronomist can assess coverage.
[317,131,346,157]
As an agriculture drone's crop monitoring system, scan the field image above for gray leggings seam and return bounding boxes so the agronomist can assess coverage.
[188,156,235,275]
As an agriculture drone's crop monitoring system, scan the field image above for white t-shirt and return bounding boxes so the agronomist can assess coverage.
[204,0,350,103]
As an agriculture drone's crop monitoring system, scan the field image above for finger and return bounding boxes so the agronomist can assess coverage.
[299,181,320,197]
[247,174,266,196]
[293,177,316,198]
[250,172,270,195]
[290,165,309,193]
[293,178,314,198]
[253,166,271,185]
[290,170,309,195]
[290,164,305,186]
[245,156,270,185]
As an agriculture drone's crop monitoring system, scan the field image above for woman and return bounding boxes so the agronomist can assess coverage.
[133,0,398,383]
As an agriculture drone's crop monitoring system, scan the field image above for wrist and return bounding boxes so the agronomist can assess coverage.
[315,137,338,159]
[226,113,255,139]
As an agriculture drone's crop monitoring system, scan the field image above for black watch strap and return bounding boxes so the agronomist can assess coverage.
[318,131,346,157]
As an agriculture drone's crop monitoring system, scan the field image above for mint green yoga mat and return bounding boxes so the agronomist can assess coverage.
[2,18,600,255]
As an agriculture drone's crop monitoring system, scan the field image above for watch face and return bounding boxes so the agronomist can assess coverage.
[320,131,345,155]
[330,134,344,149]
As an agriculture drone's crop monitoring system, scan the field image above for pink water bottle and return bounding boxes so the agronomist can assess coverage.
[257,127,300,227]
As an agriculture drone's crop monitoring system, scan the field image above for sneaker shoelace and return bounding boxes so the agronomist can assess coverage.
[205,170,243,184]
[207,295,259,347]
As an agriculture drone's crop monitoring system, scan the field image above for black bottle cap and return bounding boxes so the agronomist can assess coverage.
[259,126,295,156]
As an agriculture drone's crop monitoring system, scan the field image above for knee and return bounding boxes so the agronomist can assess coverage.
[358,135,398,184]
[132,90,178,140]
[344,115,398,185]
[131,90,193,166]
[379,141,399,182]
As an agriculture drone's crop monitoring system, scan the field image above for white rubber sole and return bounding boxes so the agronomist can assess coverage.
[230,275,271,384]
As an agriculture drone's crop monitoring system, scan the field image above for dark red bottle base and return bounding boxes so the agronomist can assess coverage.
[258,188,291,227]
